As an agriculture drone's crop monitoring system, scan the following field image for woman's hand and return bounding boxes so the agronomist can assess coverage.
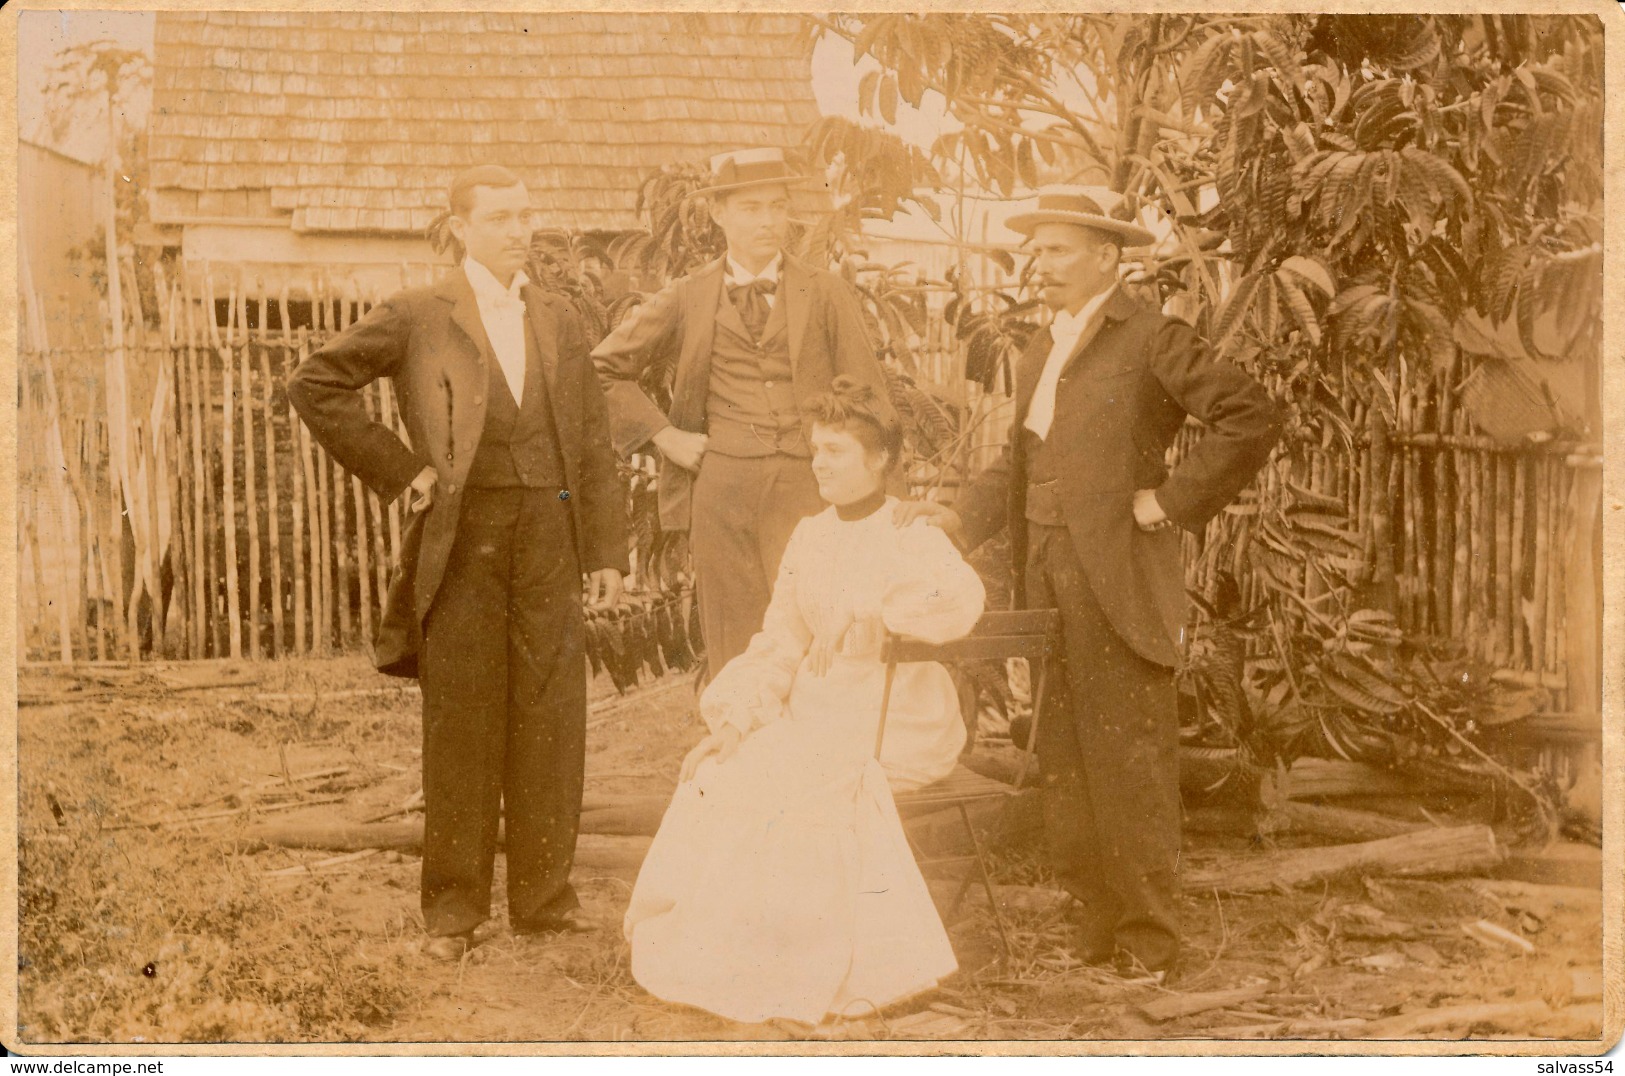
[679,725,743,783]
[807,611,854,678]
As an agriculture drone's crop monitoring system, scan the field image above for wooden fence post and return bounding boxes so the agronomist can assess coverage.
[312,285,335,653]
[259,286,286,657]
[19,251,81,662]
[215,272,243,658]
[286,303,308,656]
[155,267,191,659]
[238,280,262,660]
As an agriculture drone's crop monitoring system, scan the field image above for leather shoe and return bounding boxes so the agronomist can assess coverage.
[514,908,598,936]
[422,932,473,961]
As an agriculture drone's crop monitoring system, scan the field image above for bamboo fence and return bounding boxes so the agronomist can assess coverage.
[17,265,434,663]
[16,263,1600,724]
[1169,356,1600,714]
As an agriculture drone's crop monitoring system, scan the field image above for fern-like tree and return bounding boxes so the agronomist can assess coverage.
[815,13,1603,808]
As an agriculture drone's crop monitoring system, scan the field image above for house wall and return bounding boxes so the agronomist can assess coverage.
[180,222,447,299]
[19,141,104,348]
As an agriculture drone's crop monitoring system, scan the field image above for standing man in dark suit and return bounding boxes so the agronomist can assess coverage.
[903,187,1280,978]
[592,148,894,678]
[288,166,628,960]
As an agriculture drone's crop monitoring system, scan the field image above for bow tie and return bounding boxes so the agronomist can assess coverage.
[729,278,777,300]
[729,278,776,339]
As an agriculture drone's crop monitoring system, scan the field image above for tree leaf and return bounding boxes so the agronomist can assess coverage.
[879,73,900,125]
[1210,272,1262,354]
[1178,31,1230,117]
[1279,255,1336,297]
[1016,137,1038,190]
[1252,29,1306,106]
[1276,272,1322,345]
[858,69,880,118]
[1321,669,1404,715]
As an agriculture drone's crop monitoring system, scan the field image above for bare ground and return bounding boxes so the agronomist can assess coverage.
[14,657,1607,1047]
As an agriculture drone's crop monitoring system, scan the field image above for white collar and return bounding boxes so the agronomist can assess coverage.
[725,252,783,287]
[1051,284,1116,337]
[463,257,529,302]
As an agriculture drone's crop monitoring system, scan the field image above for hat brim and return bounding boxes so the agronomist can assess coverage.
[692,175,817,197]
[1007,210,1156,248]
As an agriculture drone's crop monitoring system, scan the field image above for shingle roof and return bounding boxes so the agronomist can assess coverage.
[149,11,822,234]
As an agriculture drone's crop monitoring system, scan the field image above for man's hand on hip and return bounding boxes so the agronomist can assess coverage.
[1133,488,1174,532]
[651,427,709,472]
[586,569,624,612]
[409,466,438,513]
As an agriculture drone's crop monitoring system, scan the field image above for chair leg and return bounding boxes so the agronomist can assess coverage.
[946,864,976,922]
[959,802,1013,961]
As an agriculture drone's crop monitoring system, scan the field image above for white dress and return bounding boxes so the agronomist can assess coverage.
[623,499,986,1024]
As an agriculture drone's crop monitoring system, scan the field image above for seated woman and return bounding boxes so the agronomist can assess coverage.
[623,377,987,1027]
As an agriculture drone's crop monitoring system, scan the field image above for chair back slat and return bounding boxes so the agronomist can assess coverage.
[874,608,1062,761]
[880,608,1061,666]
[886,635,1050,664]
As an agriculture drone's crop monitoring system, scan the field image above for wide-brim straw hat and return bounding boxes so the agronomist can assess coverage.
[693,147,816,197]
[1006,185,1157,247]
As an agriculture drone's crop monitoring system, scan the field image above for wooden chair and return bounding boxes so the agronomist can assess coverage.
[875,608,1062,959]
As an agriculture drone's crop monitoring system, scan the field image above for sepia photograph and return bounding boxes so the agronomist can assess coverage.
[7,2,1618,1054]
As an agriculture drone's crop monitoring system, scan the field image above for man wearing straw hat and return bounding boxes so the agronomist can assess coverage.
[288,165,628,959]
[592,147,894,678]
[902,186,1280,978]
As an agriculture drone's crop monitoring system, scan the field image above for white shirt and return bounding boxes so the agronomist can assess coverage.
[1023,285,1117,441]
[463,258,530,407]
[724,252,783,310]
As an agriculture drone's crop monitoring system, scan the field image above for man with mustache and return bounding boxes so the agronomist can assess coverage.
[902,186,1280,979]
[288,165,628,959]
[592,147,894,678]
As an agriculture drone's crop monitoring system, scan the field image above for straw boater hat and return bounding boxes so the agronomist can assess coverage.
[693,147,814,197]
[1006,185,1157,248]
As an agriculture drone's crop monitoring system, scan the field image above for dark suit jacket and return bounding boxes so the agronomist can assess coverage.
[287,271,629,677]
[955,288,1281,667]
[591,251,893,531]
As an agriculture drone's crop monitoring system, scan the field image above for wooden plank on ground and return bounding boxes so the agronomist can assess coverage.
[1183,824,1501,893]
[1140,984,1270,1023]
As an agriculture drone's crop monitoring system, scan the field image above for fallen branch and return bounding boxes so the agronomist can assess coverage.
[254,686,419,704]
[1461,918,1535,955]
[1471,879,1602,910]
[1358,999,1552,1038]
[1183,824,1502,893]
[246,765,351,792]
[21,677,263,707]
[1261,759,1428,801]
[107,794,348,832]
[1260,801,1432,843]
[236,817,651,871]
[579,794,669,836]
[265,848,381,877]
[1140,983,1269,1022]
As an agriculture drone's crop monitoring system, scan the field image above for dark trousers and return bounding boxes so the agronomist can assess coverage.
[419,488,586,936]
[1025,522,1181,971]
[689,452,823,678]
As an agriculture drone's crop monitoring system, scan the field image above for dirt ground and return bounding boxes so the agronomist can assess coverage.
[14,656,1608,1047]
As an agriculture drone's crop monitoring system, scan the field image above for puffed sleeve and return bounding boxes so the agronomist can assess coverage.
[697,525,814,737]
[869,519,986,645]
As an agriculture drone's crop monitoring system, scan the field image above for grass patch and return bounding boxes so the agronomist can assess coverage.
[18,806,419,1044]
